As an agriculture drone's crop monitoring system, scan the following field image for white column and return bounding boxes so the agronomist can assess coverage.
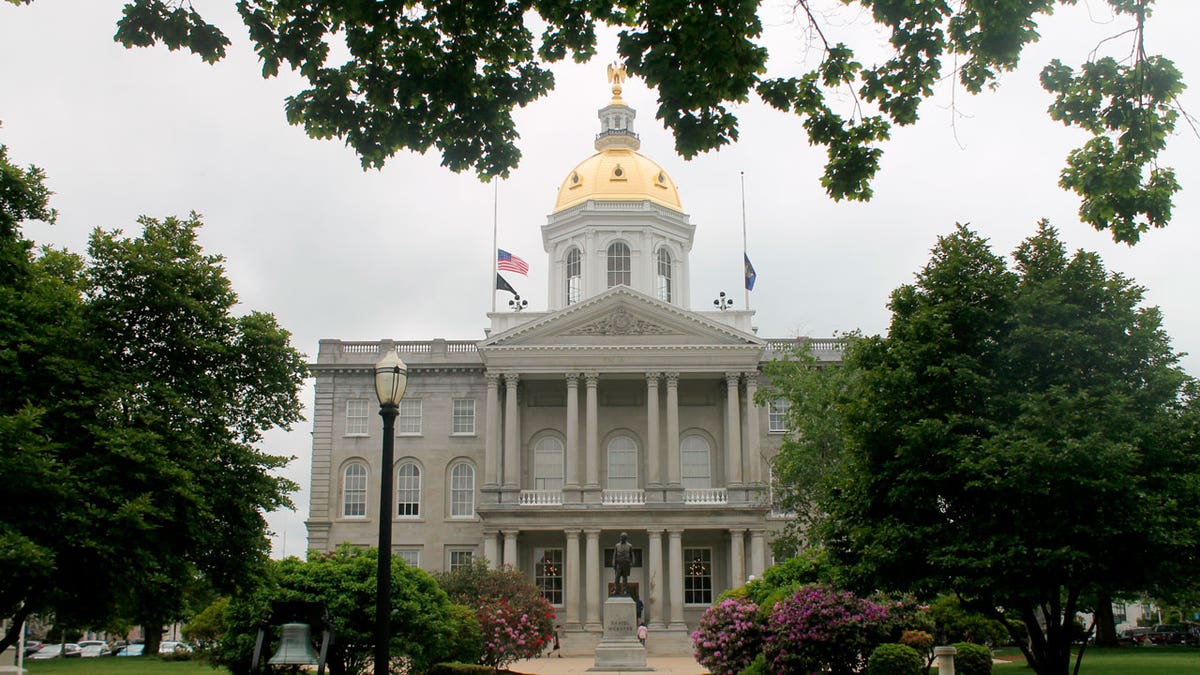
[647,529,665,629]
[749,529,767,578]
[584,372,600,489]
[484,373,500,486]
[646,372,661,486]
[668,529,685,628]
[503,374,520,490]
[729,528,746,588]
[585,528,602,629]
[724,372,743,485]
[743,372,761,484]
[503,530,519,569]
[566,529,582,628]
[665,372,681,486]
[483,530,499,569]
[565,373,580,488]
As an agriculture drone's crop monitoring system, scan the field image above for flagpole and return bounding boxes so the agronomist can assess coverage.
[741,171,750,311]
[491,180,499,313]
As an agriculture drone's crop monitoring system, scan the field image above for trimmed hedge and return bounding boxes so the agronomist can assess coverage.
[865,643,924,675]
[953,642,993,675]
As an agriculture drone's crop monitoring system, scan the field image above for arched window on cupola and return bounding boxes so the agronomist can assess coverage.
[566,247,582,305]
[656,248,672,302]
[607,242,631,288]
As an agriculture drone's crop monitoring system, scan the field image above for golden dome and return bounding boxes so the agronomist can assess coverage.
[553,147,683,212]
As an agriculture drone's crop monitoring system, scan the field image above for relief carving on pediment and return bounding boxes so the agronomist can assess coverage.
[567,307,678,336]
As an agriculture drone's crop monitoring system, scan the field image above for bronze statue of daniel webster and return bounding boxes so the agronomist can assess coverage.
[613,532,633,596]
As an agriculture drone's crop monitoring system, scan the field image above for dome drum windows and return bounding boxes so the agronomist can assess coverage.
[566,247,582,305]
[656,248,673,302]
[607,242,631,288]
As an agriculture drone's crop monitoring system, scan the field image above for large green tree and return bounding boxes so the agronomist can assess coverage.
[9,0,1184,243]
[0,147,308,653]
[782,222,1200,675]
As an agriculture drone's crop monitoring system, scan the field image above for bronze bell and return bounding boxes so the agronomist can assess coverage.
[269,622,320,666]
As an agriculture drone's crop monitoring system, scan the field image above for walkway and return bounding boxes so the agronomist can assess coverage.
[510,656,707,675]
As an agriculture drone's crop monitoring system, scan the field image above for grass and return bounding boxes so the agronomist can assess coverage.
[19,656,226,674]
[991,646,1200,673]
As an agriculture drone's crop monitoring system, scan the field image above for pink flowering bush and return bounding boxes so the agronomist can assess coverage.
[764,585,890,675]
[435,560,555,670]
[476,598,554,670]
[691,596,764,675]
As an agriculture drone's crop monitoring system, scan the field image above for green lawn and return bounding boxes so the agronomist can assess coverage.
[992,646,1200,674]
[19,657,225,674]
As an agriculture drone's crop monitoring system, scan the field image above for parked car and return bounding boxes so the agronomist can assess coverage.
[160,641,191,654]
[114,643,145,657]
[78,640,111,657]
[1118,627,1153,645]
[1148,624,1198,645]
[22,640,44,657]
[29,643,81,659]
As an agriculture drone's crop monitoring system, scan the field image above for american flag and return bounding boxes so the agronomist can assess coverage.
[497,249,529,275]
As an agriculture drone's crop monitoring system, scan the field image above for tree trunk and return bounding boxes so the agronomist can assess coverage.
[0,604,33,654]
[143,622,162,655]
[1094,597,1118,647]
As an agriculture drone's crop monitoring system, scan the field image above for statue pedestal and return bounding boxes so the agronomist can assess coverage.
[589,596,652,671]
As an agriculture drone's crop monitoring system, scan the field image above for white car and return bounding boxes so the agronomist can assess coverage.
[29,643,81,659]
[160,641,191,653]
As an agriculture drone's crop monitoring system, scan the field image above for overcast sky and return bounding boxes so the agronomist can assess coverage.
[2,2,1198,559]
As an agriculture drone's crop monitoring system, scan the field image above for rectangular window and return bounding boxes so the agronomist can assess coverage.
[684,548,713,605]
[397,549,421,567]
[346,399,369,435]
[536,549,564,605]
[449,550,474,571]
[452,398,475,435]
[768,400,790,433]
[398,399,422,435]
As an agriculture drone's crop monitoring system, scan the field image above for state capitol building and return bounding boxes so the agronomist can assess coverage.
[305,73,840,655]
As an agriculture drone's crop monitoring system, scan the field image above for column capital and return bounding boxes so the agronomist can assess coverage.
[504,372,520,387]
[743,372,758,387]
[646,527,666,536]
[664,372,679,386]
[667,528,684,537]
[565,372,580,386]
[564,528,582,537]
[728,527,748,535]
[485,372,501,386]
[583,527,603,536]
[584,371,599,386]
[645,371,661,383]
[501,529,521,537]
[725,371,742,385]
[482,529,500,536]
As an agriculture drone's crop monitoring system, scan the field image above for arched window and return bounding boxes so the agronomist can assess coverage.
[342,463,368,517]
[396,462,421,517]
[607,242,631,288]
[656,248,672,302]
[534,437,565,490]
[566,248,582,305]
[606,436,638,489]
[450,463,475,518]
[681,435,711,489]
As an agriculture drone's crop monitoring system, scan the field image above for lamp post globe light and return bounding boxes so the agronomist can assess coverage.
[373,348,407,675]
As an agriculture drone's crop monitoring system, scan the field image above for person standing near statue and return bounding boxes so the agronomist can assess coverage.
[613,532,634,596]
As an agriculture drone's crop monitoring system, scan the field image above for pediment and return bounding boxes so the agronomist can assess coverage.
[481,287,763,349]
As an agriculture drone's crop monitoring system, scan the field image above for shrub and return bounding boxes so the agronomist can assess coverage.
[737,653,768,675]
[952,642,993,675]
[929,596,1007,647]
[214,546,479,675]
[865,643,924,675]
[692,596,764,675]
[764,585,890,675]
[435,560,555,670]
[899,630,934,665]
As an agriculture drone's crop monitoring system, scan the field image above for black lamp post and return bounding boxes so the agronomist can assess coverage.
[374,349,408,675]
